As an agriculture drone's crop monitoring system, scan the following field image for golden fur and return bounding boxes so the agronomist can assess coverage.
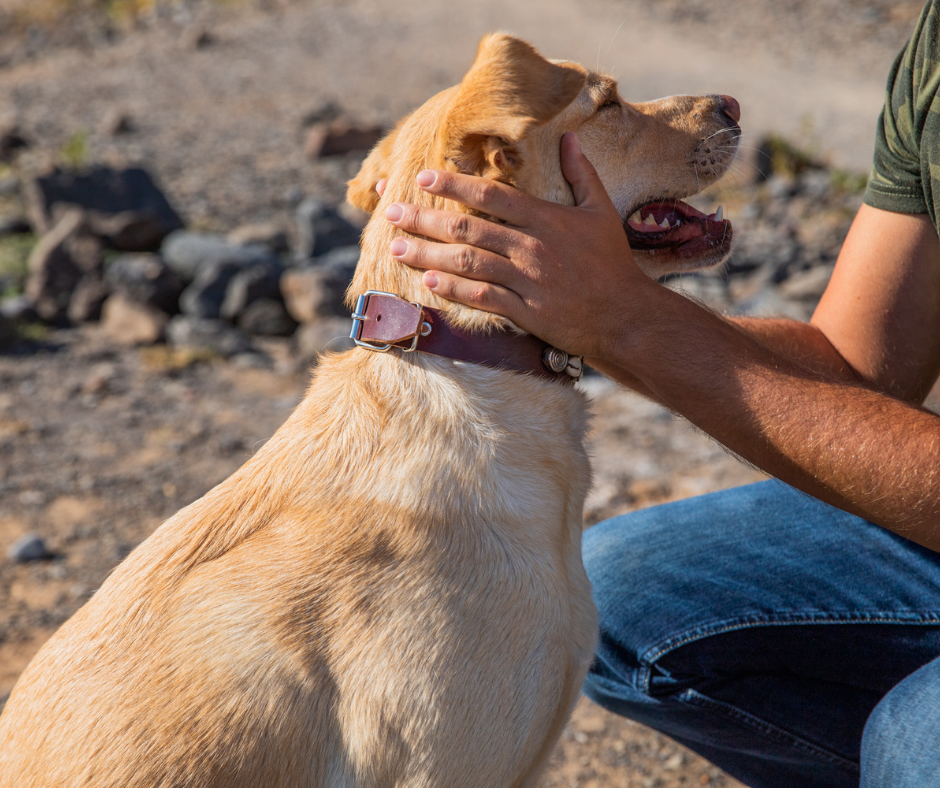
[0,33,736,787]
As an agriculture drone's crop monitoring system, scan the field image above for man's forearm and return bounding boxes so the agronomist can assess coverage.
[590,314,861,402]
[599,286,940,551]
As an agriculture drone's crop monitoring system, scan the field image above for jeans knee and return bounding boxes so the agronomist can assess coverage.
[861,657,940,787]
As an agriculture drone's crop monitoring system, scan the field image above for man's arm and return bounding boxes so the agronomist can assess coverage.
[385,134,940,550]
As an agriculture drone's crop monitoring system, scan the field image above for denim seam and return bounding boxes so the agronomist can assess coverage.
[640,612,940,694]
[680,688,860,772]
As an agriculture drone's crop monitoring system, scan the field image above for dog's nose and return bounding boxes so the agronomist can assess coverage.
[718,95,741,124]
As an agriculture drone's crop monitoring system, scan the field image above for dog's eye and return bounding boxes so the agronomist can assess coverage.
[598,98,620,112]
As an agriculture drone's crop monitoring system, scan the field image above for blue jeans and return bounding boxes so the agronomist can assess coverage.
[581,481,940,788]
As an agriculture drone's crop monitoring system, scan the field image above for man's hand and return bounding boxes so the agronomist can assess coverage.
[383,132,646,359]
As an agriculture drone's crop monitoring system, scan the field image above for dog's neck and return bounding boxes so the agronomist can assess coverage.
[348,161,519,335]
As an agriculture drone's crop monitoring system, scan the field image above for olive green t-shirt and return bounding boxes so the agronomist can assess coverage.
[864,0,940,228]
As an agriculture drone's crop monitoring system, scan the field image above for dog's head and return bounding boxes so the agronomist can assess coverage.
[347,33,739,331]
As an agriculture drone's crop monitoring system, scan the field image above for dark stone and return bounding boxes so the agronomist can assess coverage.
[0,295,38,323]
[105,253,184,314]
[294,198,362,259]
[25,210,85,323]
[313,244,360,277]
[165,315,253,358]
[162,231,280,282]
[281,265,354,324]
[68,277,110,323]
[237,298,298,337]
[179,260,244,319]
[294,318,356,359]
[227,222,289,253]
[304,121,384,159]
[220,262,285,321]
[7,533,50,563]
[0,124,29,162]
[0,216,31,237]
[25,166,184,251]
[0,313,16,351]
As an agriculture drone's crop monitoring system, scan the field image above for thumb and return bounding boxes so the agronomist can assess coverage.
[560,132,609,208]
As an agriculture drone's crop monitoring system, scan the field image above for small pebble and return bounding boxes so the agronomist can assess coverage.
[7,533,50,563]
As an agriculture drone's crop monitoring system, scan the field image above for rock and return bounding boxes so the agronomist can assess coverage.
[179,261,243,319]
[304,120,384,159]
[220,262,285,320]
[294,318,355,359]
[99,109,135,137]
[0,295,38,323]
[0,176,18,197]
[165,315,253,357]
[294,198,362,259]
[227,221,289,252]
[777,263,835,301]
[7,533,50,563]
[68,277,110,323]
[314,244,361,276]
[237,298,297,336]
[25,166,184,251]
[101,293,170,344]
[0,119,29,162]
[161,231,280,282]
[0,313,16,350]
[299,101,342,129]
[281,266,354,324]
[0,216,31,237]
[182,26,215,50]
[25,209,85,323]
[80,362,116,395]
[733,286,812,321]
[105,253,183,314]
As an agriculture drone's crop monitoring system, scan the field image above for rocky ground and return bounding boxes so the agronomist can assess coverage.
[0,2,936,787]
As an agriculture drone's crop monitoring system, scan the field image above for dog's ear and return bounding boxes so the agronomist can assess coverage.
[443,34,586,177]
[347,116,409,213]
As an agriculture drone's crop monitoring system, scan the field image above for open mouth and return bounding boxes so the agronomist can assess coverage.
[624,200,732,259]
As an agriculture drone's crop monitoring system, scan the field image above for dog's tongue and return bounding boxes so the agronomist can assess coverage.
[624,200,730,252]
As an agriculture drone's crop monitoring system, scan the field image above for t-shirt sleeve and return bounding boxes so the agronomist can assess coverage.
[863,5,933,215]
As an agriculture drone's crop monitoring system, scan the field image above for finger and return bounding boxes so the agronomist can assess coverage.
[385,202,520,258]
[376,178,387,197]
[560,132,613,210]
[421,270,524,322]
[414,170,533,227]
[389,235,521,289]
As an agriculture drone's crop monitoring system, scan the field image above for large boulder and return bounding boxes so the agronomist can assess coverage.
[25,166,184,252]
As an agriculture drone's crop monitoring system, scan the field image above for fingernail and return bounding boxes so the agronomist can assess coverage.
[423,271,439,289]
[385,203,404,222]
[390,238,408,257]
[416,171,436,188]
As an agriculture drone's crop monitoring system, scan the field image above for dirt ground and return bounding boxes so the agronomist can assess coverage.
[0,1,932,786]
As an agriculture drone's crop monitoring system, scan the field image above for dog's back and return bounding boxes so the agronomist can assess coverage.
[0,348,595,788]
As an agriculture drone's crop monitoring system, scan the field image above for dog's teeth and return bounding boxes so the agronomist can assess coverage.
[659,217,671,229]
[628,210,642,224]
[714,205,724,222]
[643,214,659,227]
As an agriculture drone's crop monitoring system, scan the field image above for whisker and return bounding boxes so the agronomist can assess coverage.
[603,19,627,73]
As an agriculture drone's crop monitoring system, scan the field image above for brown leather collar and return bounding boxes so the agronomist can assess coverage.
[349,291,582,384]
